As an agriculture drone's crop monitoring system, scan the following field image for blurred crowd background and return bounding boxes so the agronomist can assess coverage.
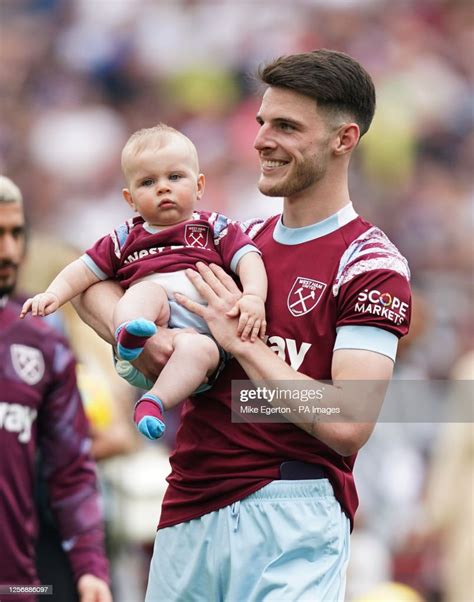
[1,0,472,601]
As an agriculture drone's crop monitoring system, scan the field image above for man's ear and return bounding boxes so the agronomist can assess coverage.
[122,188,136,210]
[196,173,206,200]
[334,123,360,156]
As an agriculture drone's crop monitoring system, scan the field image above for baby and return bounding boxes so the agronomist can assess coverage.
[21,124,267,439]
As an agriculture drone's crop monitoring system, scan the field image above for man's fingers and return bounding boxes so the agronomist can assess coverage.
[185,268,220,303]
[175,292,207,318]
[208,263,241,294]
[195,262,238,298]
[194,263,228,297]
[226,304,240,318]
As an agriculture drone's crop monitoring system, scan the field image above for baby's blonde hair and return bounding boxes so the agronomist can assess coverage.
[0,175,23,205]
[121,123,199,180]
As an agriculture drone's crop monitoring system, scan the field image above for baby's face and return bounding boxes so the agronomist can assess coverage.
[123,136,204,227]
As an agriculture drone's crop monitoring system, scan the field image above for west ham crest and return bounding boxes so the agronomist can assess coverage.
[11,344,45,385]
[184,224,209,248]
[287,277,327,317]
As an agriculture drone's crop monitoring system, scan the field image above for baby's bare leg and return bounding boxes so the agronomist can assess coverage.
[113,281,170,361]
[150,332,219,407]
[114,281,170,327]
[134,333,220,440]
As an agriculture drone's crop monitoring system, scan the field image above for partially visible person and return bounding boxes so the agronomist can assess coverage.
[353,581,425,602]
[17,235,141,602]
[422,349,474,602]
[0,175,112,602]
[21,123,267,440]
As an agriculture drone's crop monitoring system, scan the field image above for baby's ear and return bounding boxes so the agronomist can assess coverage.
[196,173,206,200]
[122,188,136,210]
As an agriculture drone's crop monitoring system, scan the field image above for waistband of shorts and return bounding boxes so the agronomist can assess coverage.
[243,477,334,502]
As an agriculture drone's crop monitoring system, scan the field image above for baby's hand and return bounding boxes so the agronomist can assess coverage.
[228,294,266,342]
[20,292,60,319]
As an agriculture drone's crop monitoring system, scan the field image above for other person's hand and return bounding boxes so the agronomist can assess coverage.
[77,574,112,602]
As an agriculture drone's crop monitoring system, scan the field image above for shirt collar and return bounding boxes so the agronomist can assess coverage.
[273,202,358,245]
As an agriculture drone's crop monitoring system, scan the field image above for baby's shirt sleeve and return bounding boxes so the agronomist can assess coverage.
[211,213,261,273]
[81,232,120,280]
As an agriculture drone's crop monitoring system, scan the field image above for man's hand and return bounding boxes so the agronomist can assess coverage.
[175,262,243,353]
[77,574,112,602]
[130,326,196,381]
[20,292,60,318]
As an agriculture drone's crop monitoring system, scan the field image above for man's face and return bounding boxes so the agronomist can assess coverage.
[254,86,334,198]
[0,203,26,296]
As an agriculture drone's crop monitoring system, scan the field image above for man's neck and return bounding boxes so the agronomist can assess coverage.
[282,169,351,228]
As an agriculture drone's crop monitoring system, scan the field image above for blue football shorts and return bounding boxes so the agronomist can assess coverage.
[145,479,350,601]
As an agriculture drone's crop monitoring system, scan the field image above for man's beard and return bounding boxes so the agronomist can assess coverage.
[0,260,18,297]
[258,152,329,198]
[0,284,14,297]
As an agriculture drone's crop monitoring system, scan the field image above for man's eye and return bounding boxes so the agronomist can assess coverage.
[12,228,25,239]
[279,122,294,131]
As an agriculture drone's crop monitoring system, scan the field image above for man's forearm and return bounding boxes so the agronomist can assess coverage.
[72,280,123,345]
[231,339,390,456]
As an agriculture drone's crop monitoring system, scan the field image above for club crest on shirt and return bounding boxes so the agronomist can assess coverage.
[185,224,209,248]
[287,277,327,317]
[10,344,45,385]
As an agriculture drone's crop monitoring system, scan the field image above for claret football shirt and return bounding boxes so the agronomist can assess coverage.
[159,203,411,529]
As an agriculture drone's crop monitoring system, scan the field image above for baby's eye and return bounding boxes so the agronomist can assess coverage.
[141,178,155,187]
[169,174,182,181]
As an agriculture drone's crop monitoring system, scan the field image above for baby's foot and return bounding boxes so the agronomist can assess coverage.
[134,394,166,440]
[115,318,157,360]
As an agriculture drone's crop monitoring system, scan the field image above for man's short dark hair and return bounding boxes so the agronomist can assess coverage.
[258,49,376,137]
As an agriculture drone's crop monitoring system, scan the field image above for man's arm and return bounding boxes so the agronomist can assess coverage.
[39,337,112,602]
[176,262,394,457]
[72,279,181,380]
[72,279,123,344]
[229,339,392,456]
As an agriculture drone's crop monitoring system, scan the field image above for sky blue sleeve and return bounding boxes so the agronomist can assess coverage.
[334,325,398,361]
[80,254,109,280]
[229,244,261,273]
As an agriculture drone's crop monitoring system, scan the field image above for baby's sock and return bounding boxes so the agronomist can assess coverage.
[115,318,157,360]
[134,394,166,440]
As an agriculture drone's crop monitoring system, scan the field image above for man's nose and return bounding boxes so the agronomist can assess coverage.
[254,125,276,152]
[0,234,18,260]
